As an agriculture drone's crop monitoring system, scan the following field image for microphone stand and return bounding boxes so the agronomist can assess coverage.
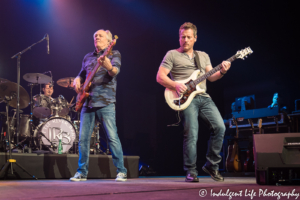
[0,96,37,179]
[11,34,48,145]
[1,34,49,179]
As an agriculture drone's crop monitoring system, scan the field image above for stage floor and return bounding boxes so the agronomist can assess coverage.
[1,177,299,200]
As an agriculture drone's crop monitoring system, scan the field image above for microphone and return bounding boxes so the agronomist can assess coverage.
[46,34,50,54]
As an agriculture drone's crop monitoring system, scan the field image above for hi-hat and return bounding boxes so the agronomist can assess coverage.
[23,73,51,84]
[0,81,30,109]
[57,77,75,89]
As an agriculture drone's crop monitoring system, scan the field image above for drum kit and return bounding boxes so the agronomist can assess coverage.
[0,74,84,154]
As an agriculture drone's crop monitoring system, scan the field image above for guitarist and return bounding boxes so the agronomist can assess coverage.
[70,29,127,182]
[156,22,231,182]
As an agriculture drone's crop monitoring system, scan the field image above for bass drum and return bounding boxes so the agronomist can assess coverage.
[34,117,76,153]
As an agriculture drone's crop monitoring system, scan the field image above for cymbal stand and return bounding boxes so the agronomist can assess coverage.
[28,83,38,149]
[0,96,37,179]
[93,121,105,155]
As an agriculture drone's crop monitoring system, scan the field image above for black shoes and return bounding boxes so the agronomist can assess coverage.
[185,173,199,182]
[202,165,224,182]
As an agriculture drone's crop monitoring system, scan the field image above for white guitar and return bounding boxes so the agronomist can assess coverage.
[164,47,253,111]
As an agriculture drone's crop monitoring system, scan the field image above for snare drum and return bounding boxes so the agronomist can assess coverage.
[33,94,52,118]
[34,117,76,153]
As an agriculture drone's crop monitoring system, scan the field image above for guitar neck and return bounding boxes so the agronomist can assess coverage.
[193,54,237,85]
[82,62,101,90]
[82,40,115,90]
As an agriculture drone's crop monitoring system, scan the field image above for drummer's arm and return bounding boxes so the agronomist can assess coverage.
[77,67,86,84]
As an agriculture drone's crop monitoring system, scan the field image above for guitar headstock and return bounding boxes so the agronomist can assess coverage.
[111,35,118,45]
[257,118,262,128]
[105,35,118,56]
[236,47,253,60]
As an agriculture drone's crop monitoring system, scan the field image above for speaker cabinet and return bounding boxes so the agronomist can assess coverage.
[253,133,300,185]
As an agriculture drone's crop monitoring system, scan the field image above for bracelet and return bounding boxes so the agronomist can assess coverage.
[108,67,114,72]
[220,70,226,76]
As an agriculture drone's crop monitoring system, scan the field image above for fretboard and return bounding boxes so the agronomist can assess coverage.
[193,54,237,85]
[82,44,112,90]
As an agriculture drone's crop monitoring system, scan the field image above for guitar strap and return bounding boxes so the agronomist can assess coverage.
[194,51,203,73]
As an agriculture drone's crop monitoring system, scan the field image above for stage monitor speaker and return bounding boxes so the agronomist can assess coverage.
[253,133,300,185]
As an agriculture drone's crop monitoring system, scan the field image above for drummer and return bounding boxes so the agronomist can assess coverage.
[32,82,54,125]
[42,82,54,98]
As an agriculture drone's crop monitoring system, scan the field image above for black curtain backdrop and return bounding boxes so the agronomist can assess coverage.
[1,0,299,175]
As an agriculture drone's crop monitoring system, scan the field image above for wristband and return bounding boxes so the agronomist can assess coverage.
[108,67,114,72]
[220,70,226,76]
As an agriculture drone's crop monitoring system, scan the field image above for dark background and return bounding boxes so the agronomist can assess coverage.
[1,0,299,175]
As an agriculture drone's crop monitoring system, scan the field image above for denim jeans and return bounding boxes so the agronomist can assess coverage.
[77,103,127,176]
[182,95,225,175]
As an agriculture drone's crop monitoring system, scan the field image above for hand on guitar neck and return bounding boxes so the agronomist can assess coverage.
[97,55,111,70]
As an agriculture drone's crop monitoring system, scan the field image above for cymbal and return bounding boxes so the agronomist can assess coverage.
[23,73,51,84]
[0,81,30,109]
[57,77,75,89]
[0,78,10,84]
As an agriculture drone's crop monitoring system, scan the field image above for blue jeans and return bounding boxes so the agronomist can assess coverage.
[77,103,127,176]
[182,95,225,175]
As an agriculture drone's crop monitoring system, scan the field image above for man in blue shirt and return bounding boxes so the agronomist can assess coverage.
[70,29,127,182]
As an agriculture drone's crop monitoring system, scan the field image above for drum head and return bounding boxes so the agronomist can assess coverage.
[33,94,52,118]
[35,117,76,153]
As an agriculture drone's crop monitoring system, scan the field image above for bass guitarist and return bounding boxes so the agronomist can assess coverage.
[70,29,127,182]
[156,22,231,182]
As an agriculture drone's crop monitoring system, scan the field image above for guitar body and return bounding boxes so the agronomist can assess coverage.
[75,91,90,112]
[164,70,204,111]
[226,143,235,172]
[233,146,242,172]
[163,47,253,111]
[226,140,242,172]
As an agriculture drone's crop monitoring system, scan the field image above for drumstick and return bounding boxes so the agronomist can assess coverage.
[69,96,74,107]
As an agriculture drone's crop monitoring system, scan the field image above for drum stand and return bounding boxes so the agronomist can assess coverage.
[11,109,31,153]
[0,96,37,179]
[27,83,39,151]
[91,121,110,155]
[11,82,37,152]
[90,121,105,155]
